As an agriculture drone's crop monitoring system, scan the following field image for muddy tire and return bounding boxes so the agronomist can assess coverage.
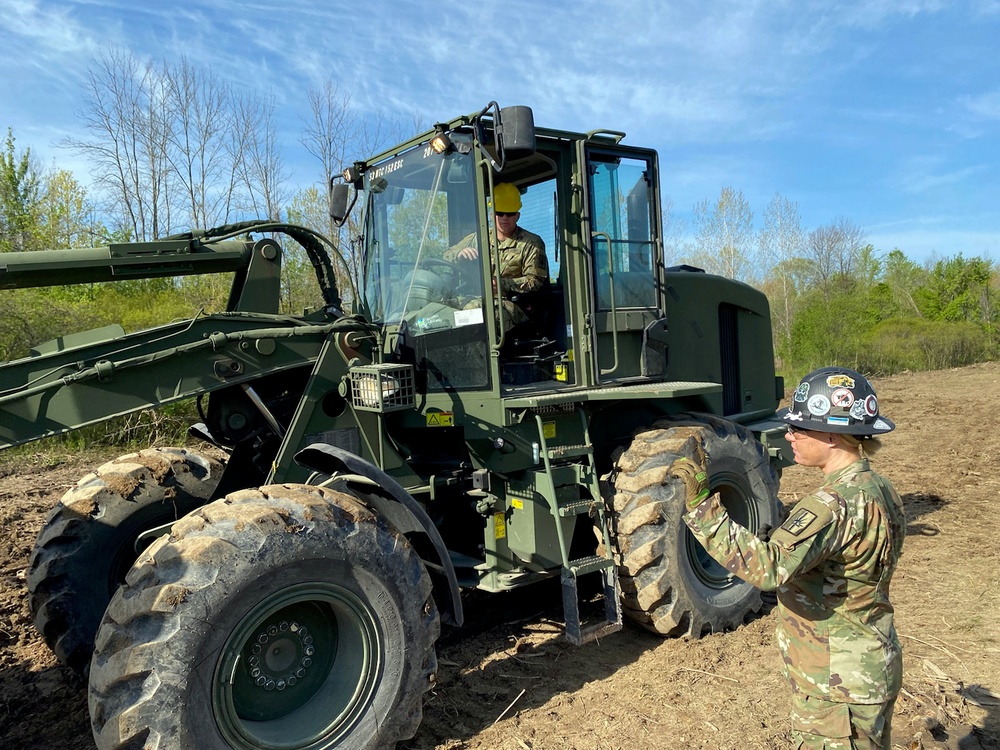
[89,484,439,750]
[27,447,224,674]
[608,415,781,638]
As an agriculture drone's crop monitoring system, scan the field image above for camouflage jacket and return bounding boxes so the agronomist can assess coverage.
[684,459,906,703]
[496,227,548,296]
[445,227,548,297]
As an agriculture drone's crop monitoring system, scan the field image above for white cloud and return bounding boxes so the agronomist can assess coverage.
[1,0,998,259]
[960,88,1000,121]
[0,0,102,87]
[894,160,987,195]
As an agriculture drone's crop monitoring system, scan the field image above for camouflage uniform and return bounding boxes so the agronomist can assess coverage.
[445,227,548,329]
[683,458,905,749]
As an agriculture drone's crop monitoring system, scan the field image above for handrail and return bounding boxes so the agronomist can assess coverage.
[592,231,620,376]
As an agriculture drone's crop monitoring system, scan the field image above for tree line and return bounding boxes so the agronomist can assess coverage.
[2,48,997,382]
[673,187,997,379]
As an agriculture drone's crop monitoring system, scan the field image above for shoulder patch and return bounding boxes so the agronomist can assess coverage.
[771,495,836,548]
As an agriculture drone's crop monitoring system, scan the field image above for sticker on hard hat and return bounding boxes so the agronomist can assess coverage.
[874,418,892,430]
[864,395,878,417]
[794,383,810,402]
[807,394,831,416]
[827,374,856,389]
[850,400,867,420]
[827,415,850,425]
[830,388,854,408]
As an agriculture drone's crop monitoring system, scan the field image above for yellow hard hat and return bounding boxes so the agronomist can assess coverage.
[492,183,522,213]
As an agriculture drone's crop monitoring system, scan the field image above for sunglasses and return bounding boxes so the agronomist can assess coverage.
[786,424,811,436]
[495,211,518,217]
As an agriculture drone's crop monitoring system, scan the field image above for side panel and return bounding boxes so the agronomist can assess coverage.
[662,270,780,421]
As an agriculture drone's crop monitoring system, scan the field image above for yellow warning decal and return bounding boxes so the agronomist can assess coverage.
[511,498,524,510]
[542,421,557,439]
[493,512,506,539]
[426,411,454,427]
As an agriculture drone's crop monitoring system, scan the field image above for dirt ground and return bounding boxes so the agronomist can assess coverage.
[2,363,998,750]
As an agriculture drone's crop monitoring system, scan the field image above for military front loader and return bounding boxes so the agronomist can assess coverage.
[0,103,791,750]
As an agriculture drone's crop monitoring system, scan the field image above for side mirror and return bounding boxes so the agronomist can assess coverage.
[329,182,351,222]
[499,106,536,161]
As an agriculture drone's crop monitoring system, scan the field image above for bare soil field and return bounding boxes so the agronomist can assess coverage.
[2,363,999,750]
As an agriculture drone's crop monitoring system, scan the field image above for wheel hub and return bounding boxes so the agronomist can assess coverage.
[246,620,315,692]
[230,602,340,724]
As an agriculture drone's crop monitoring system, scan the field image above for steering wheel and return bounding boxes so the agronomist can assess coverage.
[418,256,477,293]
[418,257,461,277]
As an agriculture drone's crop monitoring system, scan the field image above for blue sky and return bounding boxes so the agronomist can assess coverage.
[2,0,999,264]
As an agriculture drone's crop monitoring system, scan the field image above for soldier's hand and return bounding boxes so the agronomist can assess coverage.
[670,456,710,510]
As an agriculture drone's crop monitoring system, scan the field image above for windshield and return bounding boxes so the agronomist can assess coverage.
[361,139,485,331]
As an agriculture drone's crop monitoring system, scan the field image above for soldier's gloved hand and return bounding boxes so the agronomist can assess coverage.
[670,456,710,510]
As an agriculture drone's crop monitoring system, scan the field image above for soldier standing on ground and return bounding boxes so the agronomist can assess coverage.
[445,182,548,330]
[671,367,905,749]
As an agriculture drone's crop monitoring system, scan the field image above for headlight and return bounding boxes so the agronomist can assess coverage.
[349,364,415,413]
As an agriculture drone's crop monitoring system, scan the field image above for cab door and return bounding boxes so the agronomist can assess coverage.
[581,145,665,382]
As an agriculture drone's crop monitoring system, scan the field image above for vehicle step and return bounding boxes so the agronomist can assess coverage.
[556,498,598,517]
[567,554,615,577]
[546,443,591,460]
[562,564,622,646]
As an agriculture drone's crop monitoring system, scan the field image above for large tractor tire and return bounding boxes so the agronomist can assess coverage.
[89,484,440,750]
[608,415,781,638]
[27,447,224,674]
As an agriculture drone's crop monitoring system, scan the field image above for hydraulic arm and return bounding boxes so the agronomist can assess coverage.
[0,221,348,450]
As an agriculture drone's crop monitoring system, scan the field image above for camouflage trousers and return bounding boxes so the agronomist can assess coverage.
[791,693,896,749]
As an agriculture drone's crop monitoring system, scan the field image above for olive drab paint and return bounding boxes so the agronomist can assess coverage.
[2,103,793,750]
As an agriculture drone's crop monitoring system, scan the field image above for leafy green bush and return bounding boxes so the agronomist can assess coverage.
[0,288,105,360]
[857,318,992,375]
[0,280,222,361]
[785,285,889,372]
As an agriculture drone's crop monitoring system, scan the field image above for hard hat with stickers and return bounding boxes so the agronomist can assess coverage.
[777,366,895,435]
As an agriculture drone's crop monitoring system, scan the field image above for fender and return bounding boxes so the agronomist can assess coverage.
[294,443,464,627]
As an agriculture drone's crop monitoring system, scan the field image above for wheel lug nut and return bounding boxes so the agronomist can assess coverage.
[296,668,305,678]
[251,644,261,655]
[301,658,312,668]
[255,676,266,686]
[276,680,286,691]
[303,635,313,646]
[250,667,261,678]
[304,646,315,657]
[265,680,275,691]
[279,621,289,631]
